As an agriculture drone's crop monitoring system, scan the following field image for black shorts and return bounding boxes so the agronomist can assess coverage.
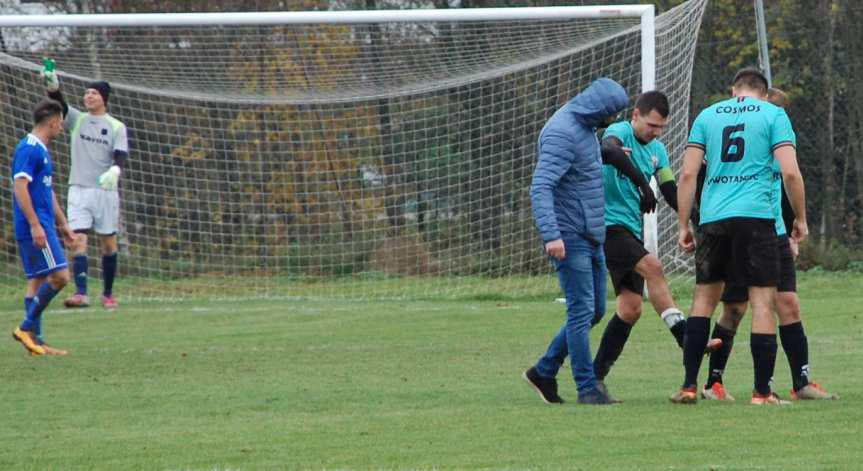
[721,235,797,303]
[695,217,779,287]
[604,225,649,296]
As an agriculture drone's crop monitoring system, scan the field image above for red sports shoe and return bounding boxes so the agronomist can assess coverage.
[101,295,118,309]
[704,338,723,354]
[701,382,735,401]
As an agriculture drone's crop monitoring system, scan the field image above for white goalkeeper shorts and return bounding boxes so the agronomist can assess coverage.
[67,185,120,235]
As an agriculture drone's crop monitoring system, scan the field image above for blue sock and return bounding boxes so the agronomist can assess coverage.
[20,284,60,332]
[73,254,88,295]
[24,297,41,338]
[102,253,118,297]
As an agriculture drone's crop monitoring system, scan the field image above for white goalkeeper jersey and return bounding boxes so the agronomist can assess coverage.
[65,106,128,189]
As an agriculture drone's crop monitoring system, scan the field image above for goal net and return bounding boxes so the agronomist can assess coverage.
[0,1,707,300]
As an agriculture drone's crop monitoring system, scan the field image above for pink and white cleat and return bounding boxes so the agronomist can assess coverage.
[101,295,118,309]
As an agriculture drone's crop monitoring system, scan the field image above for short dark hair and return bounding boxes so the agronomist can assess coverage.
[33,99,63,125]
[634,91,669,118]
[732,67,769,95]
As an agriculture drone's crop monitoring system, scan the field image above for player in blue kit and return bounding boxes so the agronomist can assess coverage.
[591,91,718,394]
[11,99,75,356]
[673,68,808,405]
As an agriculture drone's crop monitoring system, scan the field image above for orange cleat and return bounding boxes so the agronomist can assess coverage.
[701,382,735,401]
[670,387,698,404]
[790,382,839,400]
[13,327,46,356]
[750,391,791,405]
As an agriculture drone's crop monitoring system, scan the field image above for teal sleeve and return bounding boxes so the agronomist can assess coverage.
[603,121,628,142]
[771,110,797,149]
[687,112,706,147]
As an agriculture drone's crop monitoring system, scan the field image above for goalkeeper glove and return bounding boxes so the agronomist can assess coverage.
[638,183,658,214]
[98,165,121,190]
[41,57,59,92]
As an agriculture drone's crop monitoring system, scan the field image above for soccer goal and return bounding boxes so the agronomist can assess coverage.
[0,1,707,300]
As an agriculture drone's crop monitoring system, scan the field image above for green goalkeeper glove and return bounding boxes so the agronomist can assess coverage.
[99,165,121,190]
[41,57,59,92]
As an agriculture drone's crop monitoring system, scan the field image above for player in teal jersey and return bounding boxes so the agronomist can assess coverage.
[700,87,837,402]
[592,91,718,394]
[673,68,809,405]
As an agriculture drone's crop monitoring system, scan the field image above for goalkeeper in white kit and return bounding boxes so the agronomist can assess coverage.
[41,59,128,309]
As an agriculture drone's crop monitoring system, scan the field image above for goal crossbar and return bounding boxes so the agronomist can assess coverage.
[0,6,653,26]
[0,5,656,92]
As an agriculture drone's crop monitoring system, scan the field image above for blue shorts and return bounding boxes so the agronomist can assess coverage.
[17,227,68,279]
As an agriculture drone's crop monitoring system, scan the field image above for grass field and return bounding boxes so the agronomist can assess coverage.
[1,271,862,470]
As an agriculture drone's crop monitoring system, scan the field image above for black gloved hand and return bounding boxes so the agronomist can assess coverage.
[638,183,658,214]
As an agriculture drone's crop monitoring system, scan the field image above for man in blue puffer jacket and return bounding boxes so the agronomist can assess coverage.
[522,78,634,405]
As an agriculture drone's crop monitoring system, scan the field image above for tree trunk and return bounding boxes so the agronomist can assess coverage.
[817,0,837,250]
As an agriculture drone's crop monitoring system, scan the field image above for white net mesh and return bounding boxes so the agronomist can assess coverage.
[0,1,707,300]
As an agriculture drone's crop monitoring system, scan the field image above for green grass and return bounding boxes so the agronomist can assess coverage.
[1,271,861,470]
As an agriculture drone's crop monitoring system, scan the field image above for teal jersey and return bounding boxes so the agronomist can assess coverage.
[772,160,786,236]
[602,121,671,240]
[688,96,796,225]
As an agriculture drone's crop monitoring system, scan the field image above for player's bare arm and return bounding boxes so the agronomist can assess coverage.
[677,146,704,252]
[774,145,808,243]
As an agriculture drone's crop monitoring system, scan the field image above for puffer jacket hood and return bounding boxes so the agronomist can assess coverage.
[566,77,629,127]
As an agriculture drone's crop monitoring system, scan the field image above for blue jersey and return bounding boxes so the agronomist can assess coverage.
[688,96,796,225]
[602,121,670,240]
[12,134,56,241]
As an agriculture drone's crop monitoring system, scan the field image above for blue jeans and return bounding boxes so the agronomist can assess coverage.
[534,236,607,394]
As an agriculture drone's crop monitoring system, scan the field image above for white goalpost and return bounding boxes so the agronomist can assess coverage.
[0,1,707,300]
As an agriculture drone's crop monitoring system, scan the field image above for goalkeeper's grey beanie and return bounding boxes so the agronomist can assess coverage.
[86,81,111,105]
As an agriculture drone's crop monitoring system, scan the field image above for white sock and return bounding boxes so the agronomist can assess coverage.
[660,308,685,329]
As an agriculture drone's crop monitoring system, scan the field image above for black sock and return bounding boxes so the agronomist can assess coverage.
[682,316,710,389]
[751,333,778,395]
[706,323,736,388]
[779,322,810,391]
[670,320,686,349]
[593,313,633,380]
[102,253,118,297]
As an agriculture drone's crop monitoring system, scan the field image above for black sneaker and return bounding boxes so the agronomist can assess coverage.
[595,380,620,402]
[577,387,620,405]
[522,367,564,404]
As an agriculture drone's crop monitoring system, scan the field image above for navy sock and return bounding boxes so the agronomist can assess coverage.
[682,316,710,389]
[593,313,633,380]
[779,322,810,391]
[73,254,88,295]
[20,283,60,332]
[751,333,778,395]
[706,323,736,388]
[102,253,118,297]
